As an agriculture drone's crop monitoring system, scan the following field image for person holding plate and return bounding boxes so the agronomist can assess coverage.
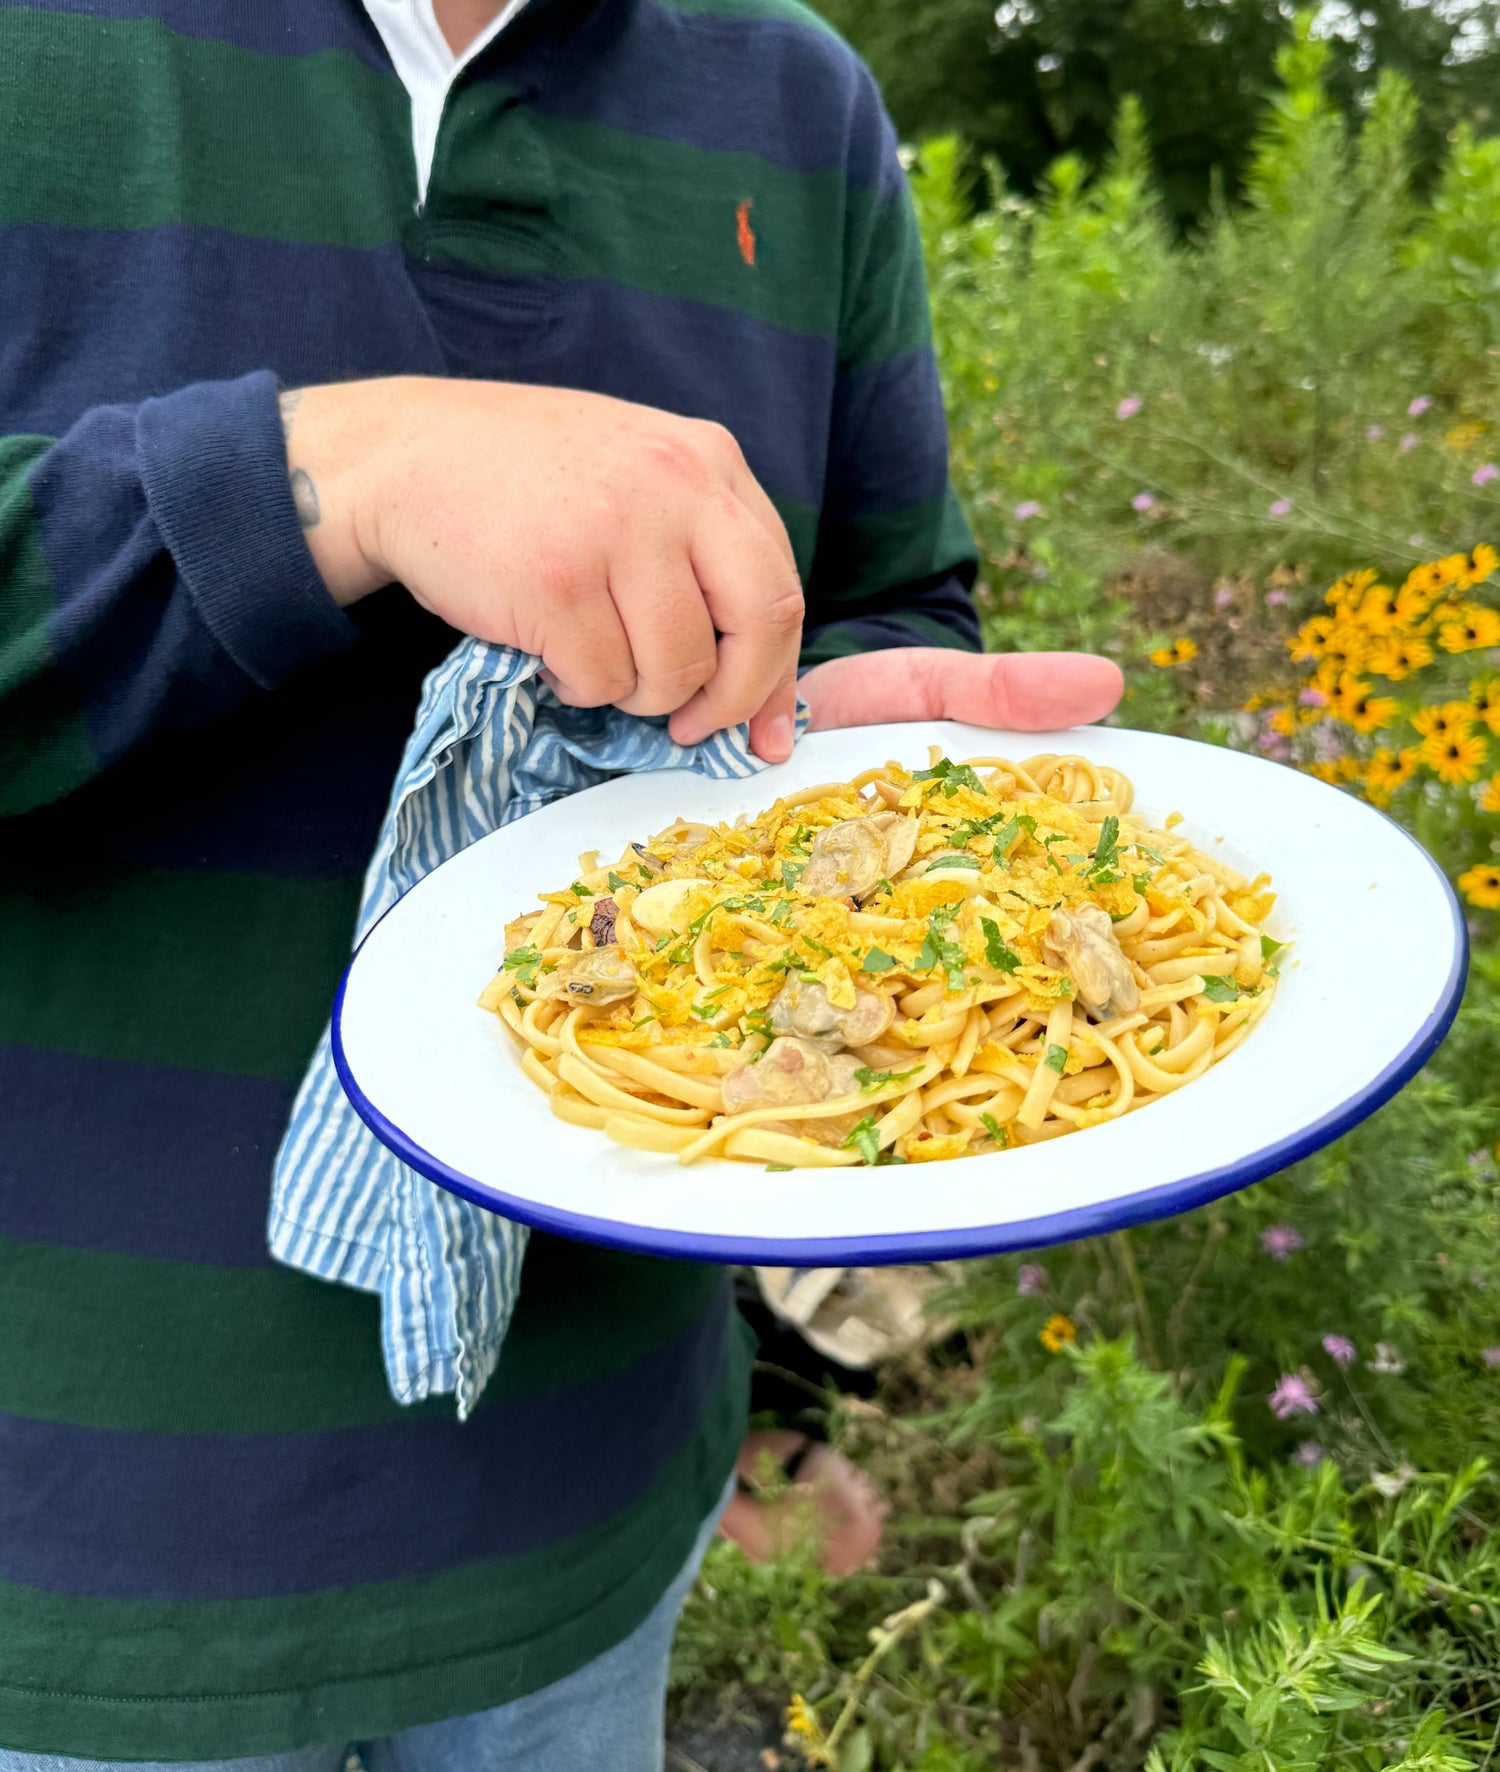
[0,0,1121,1766]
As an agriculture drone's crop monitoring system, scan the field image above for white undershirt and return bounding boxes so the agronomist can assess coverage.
[363,0,533,204]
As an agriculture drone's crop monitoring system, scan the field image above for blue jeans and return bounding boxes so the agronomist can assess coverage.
[0,1482,730,1772]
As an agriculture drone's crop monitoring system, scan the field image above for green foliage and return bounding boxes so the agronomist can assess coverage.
[672,28,1500,1768]
[904,17,1500,727]
[811,0,1500,230]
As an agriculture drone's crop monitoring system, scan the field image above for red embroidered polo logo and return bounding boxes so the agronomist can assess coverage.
[735,198,756,267]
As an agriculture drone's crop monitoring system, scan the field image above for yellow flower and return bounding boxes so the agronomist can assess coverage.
[1149,638,1198,667]
[1446,421,1488,454]
[1434,553,1471,591]
[1336,756,1362,781]
[1352,584,1403,635]
[1289,615,1338,662]
[1478,773,1500,815]
[1365,632,1434,681]
[1469,679,1500,736]
[1412,701,1477,743]
[1438,605,1500,653]
[1041,1314,1077,1353]
[1399,561,1448,607]
[1419,730,1488,786]
[1463,543,1499,588]
[1395,580,1437,626]
[1267,705,1296,736]
[1458,864,1500,910]
[1243,693,1266,713]
[1324,568,1378,612]
[1306,760,1341,784]
[786,1695,827,1750]
[1364,748,1418,804]
[1328,674,1397,734]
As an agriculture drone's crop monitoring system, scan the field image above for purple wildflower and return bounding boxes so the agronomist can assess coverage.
[1131,492,1156,513]
[1269,498,1293,518]
[1473,462,1499,487]
[1256,733,1292,760]
[1269,1373,1320,1420]
[1322,1334,1357,1368]
[1299,687,1328,707]
[1116,395,1143,419]
[1016,1263,1048,1297]
[1261,1224,1304,1261]
[1408,394,1433,417]
[1014,500,1043,520]
[1214,584,1235,610]
[1370,1342,1405,1376]
[1483,1348,1500,1369]
[1266,588,1288,606]
[1293,1441,1325,1467]
[1366,424,1385,442]
[1399,433,1419,453]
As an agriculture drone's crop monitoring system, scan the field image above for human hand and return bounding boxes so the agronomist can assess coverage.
[798,646,1124,734]
[280,378,804,756]
[718,1429,887,1577]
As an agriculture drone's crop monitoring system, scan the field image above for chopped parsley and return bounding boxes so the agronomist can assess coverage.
[953,808,1014,847]
[666,940,693,964]
[854,1064,922,1092]
[769,899,795,927]
[980,917,1022,973]
[871,876,892,898]
[1044,1044,1069,1074]
[1132,872,1152,895]
[568,880,591,897]
[1260,935,1285,961]
[841,1113,883,1165]
[914,905,966,990]
[607,871,629,892]
[912,757,985,798]
[862,946,898,973]
[1132,843,1165,864]
[1045,853,1064,875]
[928,853,982,871]
[636,863,656,883]
[1201,973,1260,1003]
[780,859,805,890]
[765,1163,794,1172]
[707,1032,735,1048]
[979,1113,1009,1147]
[1043,832,1072,847]
[502,944,543,989]
[1084,814,1123,884]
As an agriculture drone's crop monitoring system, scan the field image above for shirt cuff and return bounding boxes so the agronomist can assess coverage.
[135,370,356,691]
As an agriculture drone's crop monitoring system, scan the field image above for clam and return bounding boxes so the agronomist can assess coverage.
[534,945,638,1006]
[1041,905,1140,1017]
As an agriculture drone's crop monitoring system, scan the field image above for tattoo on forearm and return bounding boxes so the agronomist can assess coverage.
[290,467,321,529]
[278,388,302,442]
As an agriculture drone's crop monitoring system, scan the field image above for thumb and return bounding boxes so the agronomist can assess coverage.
[801,649,1124,733]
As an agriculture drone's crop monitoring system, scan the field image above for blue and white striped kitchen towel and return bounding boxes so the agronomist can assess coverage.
[269,639,805,1418]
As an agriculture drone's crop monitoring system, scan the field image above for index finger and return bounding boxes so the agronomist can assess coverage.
[668,495,804,746]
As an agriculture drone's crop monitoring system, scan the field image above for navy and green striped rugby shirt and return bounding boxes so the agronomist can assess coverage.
[0,0,978,1756]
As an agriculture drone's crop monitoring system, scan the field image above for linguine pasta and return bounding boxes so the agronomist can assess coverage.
[478,750,1285,1169]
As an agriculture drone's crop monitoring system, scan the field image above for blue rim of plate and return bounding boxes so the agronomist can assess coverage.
[331,792,1471,1268]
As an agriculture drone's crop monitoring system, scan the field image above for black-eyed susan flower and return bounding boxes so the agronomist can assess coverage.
[1438,605,1500,653]
[1041,1314,1077,1352]
[1353,584,1403,634]
[1420,730,1489,786]
[1324,568,1378,612]
[1288,615,1339,662]
[1365,633,1433,680]
[1400,561,1448,606]
[1364,748,1418,804]
[1479,773,1500,815]
[1469,679,1500,736]
[1412,701,1477,743]
[1149,638,1198,667]
[1328,675,1397,734]
[1458,864,1500,910]
[1266,704,1297,737]
[1463,543,1499,587]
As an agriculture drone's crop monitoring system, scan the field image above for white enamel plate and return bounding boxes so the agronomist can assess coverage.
[333,721,1468,1265]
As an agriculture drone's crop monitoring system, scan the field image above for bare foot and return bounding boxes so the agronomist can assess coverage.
[717,1429,887,1576]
